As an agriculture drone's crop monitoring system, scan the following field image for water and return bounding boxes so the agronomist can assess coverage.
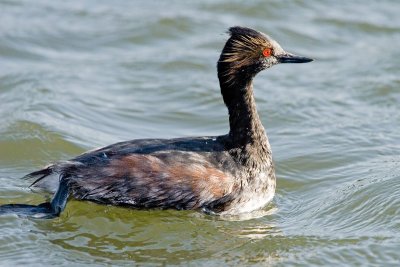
[0,0,399,266]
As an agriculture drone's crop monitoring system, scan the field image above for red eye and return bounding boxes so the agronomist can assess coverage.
[262,48,272,57]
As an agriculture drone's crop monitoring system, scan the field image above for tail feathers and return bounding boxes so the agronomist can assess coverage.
[23,166,54,187]
[3,161,80,218]
[1,175,71,219]
[24,161,82,188]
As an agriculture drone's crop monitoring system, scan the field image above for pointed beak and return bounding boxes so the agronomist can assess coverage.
[277,53,313,64]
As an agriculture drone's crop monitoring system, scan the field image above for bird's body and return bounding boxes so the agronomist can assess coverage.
[0,26,312,218]
[30,135,275,215]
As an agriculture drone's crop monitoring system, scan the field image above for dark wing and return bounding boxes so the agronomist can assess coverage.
[73,135,228,162]
[67,151,236,210]
[27,135,238,211]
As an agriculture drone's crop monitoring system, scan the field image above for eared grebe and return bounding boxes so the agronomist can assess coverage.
[0,26,312,218]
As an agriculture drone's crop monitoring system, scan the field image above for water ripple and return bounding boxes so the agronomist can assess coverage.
[1,0,400,266]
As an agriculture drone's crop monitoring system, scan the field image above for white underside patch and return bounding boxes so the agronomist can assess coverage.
[221,190,275,215]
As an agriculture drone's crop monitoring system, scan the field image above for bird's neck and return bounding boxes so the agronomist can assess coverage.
[218,73,270,157]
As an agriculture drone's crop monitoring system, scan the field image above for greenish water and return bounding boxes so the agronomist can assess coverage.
[1,1,399,266]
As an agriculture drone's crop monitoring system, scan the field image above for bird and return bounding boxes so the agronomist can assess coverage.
[0,26,312,218]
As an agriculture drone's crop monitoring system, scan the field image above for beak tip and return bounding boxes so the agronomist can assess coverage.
[278,54,314,64]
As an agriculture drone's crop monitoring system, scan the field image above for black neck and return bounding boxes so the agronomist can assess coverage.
[218,71,269,152]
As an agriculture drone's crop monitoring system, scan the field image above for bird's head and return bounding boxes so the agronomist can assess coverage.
[218,26,313,86]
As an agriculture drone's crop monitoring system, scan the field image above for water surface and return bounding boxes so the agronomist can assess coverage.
[1,1,399,266]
